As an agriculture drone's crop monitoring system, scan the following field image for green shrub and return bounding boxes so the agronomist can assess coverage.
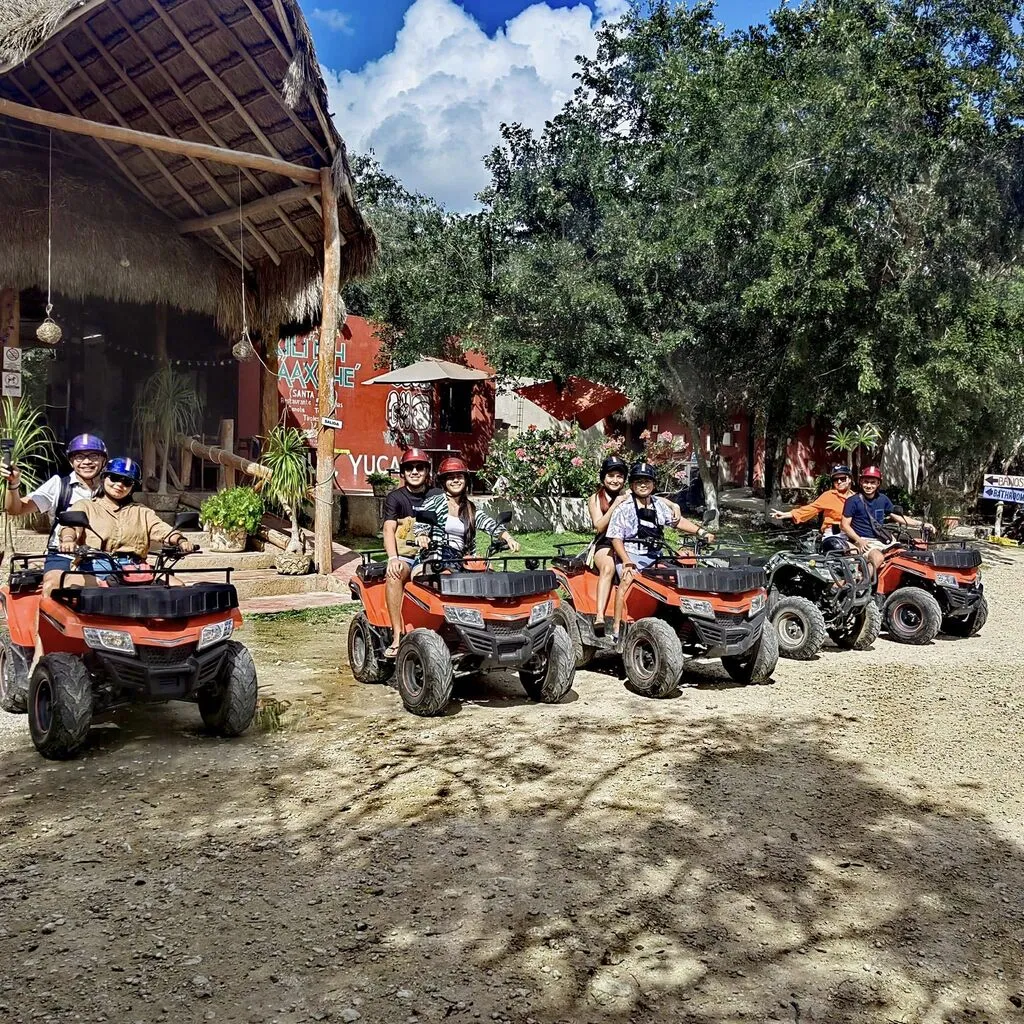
[200,486,265,535]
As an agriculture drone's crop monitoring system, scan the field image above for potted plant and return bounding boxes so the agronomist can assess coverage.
[132,367,203,514]
[199,486,264,552]
[257,426,314,575]
[367,469,394,497]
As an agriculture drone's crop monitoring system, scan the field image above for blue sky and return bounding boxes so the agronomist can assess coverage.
[309,1,777,207]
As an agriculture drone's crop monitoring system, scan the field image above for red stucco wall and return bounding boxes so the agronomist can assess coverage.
[273,316,494,494]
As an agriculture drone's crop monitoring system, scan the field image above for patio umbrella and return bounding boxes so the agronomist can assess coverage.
[515,376,628,429]
[362,357,492,385]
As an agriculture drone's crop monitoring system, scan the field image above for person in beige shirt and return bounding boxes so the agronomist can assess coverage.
[57,457,194,581]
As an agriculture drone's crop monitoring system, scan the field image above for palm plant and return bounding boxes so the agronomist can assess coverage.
[0,398,58,553]
[132,367,203,494]
[257,426,313,552]
[827,421,882,475]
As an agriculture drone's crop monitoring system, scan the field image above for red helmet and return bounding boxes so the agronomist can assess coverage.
[437,456,470,477]
[399,448,430,470]
[860,465,882,480]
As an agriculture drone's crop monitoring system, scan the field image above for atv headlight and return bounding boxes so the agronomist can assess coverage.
[83,627,136,655]
[748,593,766,617]
[680,597,715,620]
[935,572,959,589]
[197,618,234,651]
[528,599,555,626]
[444,606,485,628]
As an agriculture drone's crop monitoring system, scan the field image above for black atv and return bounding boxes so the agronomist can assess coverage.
[763,539,880,660]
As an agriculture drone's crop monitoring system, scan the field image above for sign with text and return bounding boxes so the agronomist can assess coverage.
[981,474,1024,504]
[3,346,22,369]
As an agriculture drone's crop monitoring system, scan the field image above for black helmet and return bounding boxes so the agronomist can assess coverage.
[821,534,850,554]
[599,455,628,480]
[830,464,852,479]
[629,461,658,483]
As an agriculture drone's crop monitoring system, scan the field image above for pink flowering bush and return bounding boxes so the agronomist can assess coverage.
[484,425,610,498]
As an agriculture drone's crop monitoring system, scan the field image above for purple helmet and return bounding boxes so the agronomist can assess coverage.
[67,433,107,456]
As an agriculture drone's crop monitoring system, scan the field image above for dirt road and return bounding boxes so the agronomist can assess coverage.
[2,549,1023,1024]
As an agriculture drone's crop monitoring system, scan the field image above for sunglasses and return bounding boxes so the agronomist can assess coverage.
[833,475,850,482]
[403,464,429,472]
[106,474,135,486]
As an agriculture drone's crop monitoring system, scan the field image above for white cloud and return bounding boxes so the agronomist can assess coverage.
[310,8,355,34]
[323,0,629,210]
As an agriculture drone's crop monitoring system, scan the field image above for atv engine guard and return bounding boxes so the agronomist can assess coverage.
[687,610,765,658]
[940,582,984,618]
[448,618,554,668]
[94,643,228,701]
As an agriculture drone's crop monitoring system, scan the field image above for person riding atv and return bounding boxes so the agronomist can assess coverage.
[770,463,854,547]
[0,503,256,760]
[348,490,572,716]
[606,461,715,643]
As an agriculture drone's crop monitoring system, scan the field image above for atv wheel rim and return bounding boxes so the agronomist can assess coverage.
[893,602,922,633]
[400,650,425,699]
[351,624,367,672]
[778,613,806,646]
[34,677,53,733]
[627,637,658,683]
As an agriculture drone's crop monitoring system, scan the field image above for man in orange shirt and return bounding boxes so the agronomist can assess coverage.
[770,464,853,548]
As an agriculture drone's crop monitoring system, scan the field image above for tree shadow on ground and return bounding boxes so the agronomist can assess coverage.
[1,702,1022,1024]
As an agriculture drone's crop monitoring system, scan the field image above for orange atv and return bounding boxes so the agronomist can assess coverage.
[0,512,255,760]
[875,511,986,644]
[551,523,777,697]
[346,510,574,716]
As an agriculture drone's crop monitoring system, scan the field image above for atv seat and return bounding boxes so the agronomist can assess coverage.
[418,569,558,600]
[52,582,238,619]
[356,561,388,582]
[641,565,766,593]
[905,547,982,570]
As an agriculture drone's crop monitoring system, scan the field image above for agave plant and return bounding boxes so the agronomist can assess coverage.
[257,426,313,552]
[0,398,58,552]
[132,367,203,494]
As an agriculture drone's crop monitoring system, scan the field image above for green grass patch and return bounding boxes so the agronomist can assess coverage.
[246,603,357,626]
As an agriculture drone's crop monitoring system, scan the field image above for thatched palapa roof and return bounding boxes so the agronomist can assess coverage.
[0,0,376,336]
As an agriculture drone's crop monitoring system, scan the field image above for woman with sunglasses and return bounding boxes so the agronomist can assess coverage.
[770,464,855,549]
[57,457,195,582]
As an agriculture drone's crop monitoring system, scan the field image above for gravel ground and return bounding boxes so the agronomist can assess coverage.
[1,546,1022,1024]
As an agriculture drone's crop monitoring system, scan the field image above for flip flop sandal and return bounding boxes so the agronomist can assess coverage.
[383,644,399,659]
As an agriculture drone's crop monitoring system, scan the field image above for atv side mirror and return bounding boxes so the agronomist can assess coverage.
[414,509,440,526]
[701,508,715,526]
[496,510,513,527]
[174,511,199,530]
[56,510,89,528]
[892,505,904,516]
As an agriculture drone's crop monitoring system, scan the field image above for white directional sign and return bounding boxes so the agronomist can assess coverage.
[982,475,1024,503]
[321,417,344,429]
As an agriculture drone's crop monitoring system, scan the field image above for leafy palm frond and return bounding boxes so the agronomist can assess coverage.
[257,426,314,552]
[0,397,58,495]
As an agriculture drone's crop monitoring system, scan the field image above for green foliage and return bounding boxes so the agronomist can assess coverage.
[0,397,58,496]
[638,430,692,489]
[484,426,608,499]
[366,470,393,486]
[258,426,313,552]
[132,367,203,494]
[200,487,265,535]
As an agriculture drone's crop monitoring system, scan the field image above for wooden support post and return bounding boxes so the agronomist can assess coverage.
[314,166,341,574]
[180,442,194,492]
[0,288,19,409]
[218,419,236,490]
[261,342,281,438]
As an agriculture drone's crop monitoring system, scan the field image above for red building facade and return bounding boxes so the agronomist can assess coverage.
[238,315,495,494]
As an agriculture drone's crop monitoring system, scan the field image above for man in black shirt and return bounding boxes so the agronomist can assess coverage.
[382,448,440,656]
